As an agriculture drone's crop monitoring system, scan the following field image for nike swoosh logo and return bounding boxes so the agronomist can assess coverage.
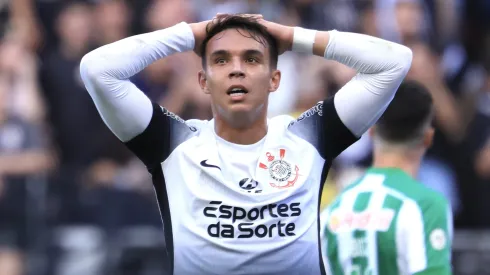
[200,160,221,170]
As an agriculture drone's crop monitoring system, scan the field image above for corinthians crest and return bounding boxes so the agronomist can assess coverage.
[259,149,300,189]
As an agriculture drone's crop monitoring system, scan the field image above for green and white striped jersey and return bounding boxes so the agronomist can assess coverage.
[320,167,452,275]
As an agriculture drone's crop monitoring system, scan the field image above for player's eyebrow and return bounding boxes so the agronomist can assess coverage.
[210,50,230,59]
[210,49,264,59]
[243,49,263,57]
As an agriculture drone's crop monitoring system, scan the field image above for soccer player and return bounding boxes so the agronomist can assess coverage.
[80,14,412,275]
[320,81,453,275]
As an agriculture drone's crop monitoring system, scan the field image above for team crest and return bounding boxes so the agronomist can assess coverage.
[259,149,300,189]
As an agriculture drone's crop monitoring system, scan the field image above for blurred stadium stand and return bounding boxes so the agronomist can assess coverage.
[0,0,489,274]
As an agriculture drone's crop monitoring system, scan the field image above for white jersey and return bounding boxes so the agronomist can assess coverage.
[79,22,412,275]
[125,100,358,275]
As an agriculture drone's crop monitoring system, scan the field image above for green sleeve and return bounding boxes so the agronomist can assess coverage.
[418,195,452,273]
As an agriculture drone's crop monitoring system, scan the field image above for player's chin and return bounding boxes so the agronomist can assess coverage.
[222,97,264,114]
[226,102,254,114]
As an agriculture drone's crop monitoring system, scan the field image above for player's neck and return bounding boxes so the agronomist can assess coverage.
[372,150,422,179]
[214,116,268,145]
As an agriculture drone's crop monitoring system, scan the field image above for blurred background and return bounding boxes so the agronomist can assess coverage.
[0,0,489,274]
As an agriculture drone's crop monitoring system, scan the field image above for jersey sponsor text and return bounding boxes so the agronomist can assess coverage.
[327,209,394,233]
[203,201,302,239]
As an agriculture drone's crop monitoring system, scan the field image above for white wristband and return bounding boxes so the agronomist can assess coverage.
[292,27,317,54]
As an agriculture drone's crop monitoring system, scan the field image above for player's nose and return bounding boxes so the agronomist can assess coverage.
[229,70,245,78]
[228,60,245,79]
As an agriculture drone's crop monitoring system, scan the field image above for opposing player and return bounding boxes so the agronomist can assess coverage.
[80,14,412,275]
[321,81,452,275]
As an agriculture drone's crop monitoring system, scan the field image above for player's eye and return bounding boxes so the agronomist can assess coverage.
[246,57,258,63]
[215,58,226,64]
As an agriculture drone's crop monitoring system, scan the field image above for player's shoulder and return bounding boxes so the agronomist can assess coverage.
[185,118,211,130]
[395,180,449,216]
[366,168,444,203]
[266,115,299,137]
[399,177,448,207]
[157,105,209,130]
[415,185,449,211]
[270,114,296,128]
[284,102,325,128]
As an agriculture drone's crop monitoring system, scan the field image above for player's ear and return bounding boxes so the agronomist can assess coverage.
[423,126,435,148]
[198,70,210,94]
[268,69,281,93]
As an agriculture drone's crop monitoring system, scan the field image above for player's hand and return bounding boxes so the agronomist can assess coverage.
[256,18,294,55]
[189,20,211,56]
[215,13,294,55]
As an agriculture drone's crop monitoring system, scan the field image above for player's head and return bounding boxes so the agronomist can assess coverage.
[198,14,280,128]
[370,80,434,151]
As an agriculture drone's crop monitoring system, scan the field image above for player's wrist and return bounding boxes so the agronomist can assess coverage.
[291,27,317,54]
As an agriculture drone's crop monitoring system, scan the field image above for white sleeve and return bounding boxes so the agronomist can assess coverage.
[79,22,195,142]
[324,31,413,137]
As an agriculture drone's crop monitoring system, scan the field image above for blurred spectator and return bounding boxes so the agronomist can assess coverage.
[146,0,195,30]
[457,63,490,228]
[0,34,55,274]
[39,1,95,169]
[131,0,214,120]
[407,41,464,142]
[40,1,130,174]
[0,0,42,51]
[280,0,359,31]
[93,0,131,46]
[374,0,432,45]
[0,249,23,275]
[0,32,45,125]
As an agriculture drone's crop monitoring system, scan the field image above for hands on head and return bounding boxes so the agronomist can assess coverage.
[189,13,293,56]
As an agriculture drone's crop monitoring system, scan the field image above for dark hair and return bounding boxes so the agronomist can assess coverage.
[200,15,279,69]
[376,80,434,143]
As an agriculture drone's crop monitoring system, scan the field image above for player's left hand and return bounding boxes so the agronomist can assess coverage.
[216,13,294,55]
[257,18,294,55]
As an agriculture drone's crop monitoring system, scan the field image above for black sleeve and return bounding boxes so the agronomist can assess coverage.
[288,96,359,160]
[125,102,198,170]
[124,102,170,170]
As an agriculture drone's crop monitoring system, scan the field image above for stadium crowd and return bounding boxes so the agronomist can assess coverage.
[0,0,489,274]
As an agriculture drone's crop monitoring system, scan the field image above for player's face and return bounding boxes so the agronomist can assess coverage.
[199,29,281,124]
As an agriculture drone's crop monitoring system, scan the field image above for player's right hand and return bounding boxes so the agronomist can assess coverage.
[189,20,211,56]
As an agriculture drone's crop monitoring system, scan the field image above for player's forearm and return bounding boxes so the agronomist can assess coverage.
[80,22,194,82]
[79,22,194,142]
[316,30,412,75]
[292,28,412,137]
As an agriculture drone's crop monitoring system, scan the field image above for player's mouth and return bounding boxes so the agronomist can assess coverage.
[227,85,249,100]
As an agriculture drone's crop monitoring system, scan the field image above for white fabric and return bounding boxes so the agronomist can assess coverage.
[165,116,326,275]
[215,132,266,183]
[325,30,413,137]
[292,27,317,53]
[80,22,411,143]
[80,22,195,142]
